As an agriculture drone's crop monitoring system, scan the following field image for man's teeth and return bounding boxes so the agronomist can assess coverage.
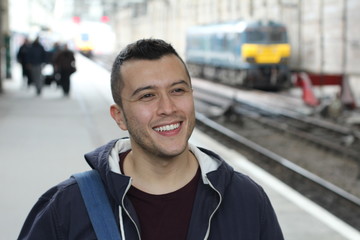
[154,123,180,132]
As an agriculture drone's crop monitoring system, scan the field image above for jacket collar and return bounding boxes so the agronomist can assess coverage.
[106,138,223,184]
[84,138,233,201]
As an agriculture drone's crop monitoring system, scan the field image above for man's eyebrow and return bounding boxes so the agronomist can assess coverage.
[131,85,155,97]
[172,80,191,87]
[131,80,191,97]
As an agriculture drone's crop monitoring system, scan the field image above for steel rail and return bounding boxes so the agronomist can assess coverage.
[195,111,360,207]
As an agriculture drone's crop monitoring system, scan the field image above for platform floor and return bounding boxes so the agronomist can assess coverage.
[1,54,359,239]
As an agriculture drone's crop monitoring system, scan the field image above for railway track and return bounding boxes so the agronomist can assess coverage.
[193,81,360,164]
[230,100,360,161]
[194,96,360,231]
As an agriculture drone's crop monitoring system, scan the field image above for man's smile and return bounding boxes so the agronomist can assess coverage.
[153,122,181,132]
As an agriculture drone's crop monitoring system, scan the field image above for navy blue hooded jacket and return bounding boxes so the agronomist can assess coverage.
[18,138,284,240]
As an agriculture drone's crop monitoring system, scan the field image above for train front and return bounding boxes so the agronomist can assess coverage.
[241,21,292,89]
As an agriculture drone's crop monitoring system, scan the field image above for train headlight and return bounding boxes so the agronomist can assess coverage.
[246,57,256,63]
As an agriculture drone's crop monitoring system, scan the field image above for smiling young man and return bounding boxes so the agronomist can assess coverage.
[110,50,198,195]
[18,39,284,240]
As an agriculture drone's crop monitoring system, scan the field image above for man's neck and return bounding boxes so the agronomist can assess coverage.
[123,149,199,194]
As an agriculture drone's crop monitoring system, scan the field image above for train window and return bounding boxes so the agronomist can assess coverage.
[228,33,241,55]
[211,33,224,51]
[244,27,287,44]
[245,29,266,43]
[201,35,209,50]
[222,35,228,49]
[269,28,287,43]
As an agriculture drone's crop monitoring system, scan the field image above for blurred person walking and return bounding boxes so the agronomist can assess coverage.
[16,37,32,87]
[48,42,61,77]
[53,44,76,96]
[47,42,61,64]
[27,37,47,96]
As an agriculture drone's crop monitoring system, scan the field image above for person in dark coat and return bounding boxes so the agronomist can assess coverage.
[16,37,32,87]
[26,37,47,95]
[53,44,76,96]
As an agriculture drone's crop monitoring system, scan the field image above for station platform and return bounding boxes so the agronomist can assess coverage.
[1,54,359,240]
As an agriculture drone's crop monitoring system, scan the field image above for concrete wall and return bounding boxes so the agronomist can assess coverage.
[346,0,360,75]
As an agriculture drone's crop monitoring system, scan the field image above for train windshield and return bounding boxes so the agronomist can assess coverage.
[81,33,90,41]
[244,27,287,44]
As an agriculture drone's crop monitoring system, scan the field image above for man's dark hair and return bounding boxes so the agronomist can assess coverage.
[110,38,190,106]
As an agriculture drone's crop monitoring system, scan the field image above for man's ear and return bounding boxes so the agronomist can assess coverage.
[110,104,128,130]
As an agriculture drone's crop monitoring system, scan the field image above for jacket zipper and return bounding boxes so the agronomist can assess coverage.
[203,176,223,240]
[120,178,142,240]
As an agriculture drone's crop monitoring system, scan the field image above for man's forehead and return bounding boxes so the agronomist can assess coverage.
[120,56,189,83]
[121,54,181,68]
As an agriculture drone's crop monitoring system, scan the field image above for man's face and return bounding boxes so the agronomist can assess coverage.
[112,54,195,159]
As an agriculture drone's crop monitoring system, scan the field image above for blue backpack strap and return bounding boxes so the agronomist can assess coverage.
[72,170,121,240]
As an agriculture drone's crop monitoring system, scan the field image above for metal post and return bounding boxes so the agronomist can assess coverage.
[342,0,347,74]
[4,0,9,78]
[0,0,4,93]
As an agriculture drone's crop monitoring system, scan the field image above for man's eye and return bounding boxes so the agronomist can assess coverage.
[172,88,186,94]
[139,93,155,101]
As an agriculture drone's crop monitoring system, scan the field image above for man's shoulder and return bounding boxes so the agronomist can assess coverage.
[18,175,95,239]
[208,159,263,194]
[213,157,263,190]
[39,176,80,204]
[231,170,260,187]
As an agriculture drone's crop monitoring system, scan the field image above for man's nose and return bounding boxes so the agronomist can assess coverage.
[157,94,177,115]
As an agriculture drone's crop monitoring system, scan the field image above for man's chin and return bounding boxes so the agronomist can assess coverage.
[154,144,189,159]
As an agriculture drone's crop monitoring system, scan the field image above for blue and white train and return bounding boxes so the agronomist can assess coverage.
[185,20,292,90]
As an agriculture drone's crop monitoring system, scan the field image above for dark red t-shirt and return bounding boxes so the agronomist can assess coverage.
[119,151,200,240]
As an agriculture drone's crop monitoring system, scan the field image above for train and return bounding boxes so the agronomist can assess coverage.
[73,21,116,58]
[74,32,94,57]
[185,20,292,90]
